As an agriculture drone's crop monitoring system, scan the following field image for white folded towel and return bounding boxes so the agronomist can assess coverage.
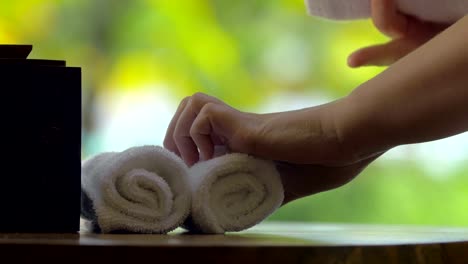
[185,153,284,234]
[305,0,468,23]
[81,146,191,233]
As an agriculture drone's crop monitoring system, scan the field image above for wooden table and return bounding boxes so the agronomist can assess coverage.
[1,222,467,263]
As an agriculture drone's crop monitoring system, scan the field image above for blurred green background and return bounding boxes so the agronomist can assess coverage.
[2,0,466,226]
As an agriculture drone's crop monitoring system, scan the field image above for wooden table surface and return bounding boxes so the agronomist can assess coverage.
[1,222,467,263]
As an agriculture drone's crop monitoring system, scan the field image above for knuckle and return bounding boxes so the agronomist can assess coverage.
[176,96,191,112]
[190,103,220,137]
[189,92,212,111]
[182,96,190,102]
[191,92,207,103]
[201,102,217,114]
[180,96,190,106]
[189,125,198,138]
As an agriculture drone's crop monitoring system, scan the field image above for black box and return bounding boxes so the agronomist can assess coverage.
[0,45,81,233]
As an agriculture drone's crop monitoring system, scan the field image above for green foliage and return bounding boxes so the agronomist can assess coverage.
[270,160,468,226]
[0,0,385,105]
[1,0,466,226]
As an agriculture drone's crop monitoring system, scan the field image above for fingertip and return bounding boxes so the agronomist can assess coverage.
[347,52,366,68]
[199,150,211,162]
[200,144,215,161]
[163,144,181,159]
[173,148,181,157]
[185,159,196,167]
[347,55,360,68]
[183,152,199,167]
[175,136,201,166]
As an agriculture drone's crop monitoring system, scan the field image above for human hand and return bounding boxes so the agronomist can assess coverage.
[163,92,263,166]
[164,92,366,167]
[348,0,449,67]
[164,92,380,203]
[164,92,387,202]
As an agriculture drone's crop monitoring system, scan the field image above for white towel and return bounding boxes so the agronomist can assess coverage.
[185,153,284,234]
[305,0,468,23]
[81,146,191,233]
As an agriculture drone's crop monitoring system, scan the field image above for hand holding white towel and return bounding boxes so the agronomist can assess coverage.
[81,146,191,233]
[305,0,468,23]
[185,153,284,234]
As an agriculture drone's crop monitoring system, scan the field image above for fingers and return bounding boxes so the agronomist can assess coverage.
[165,92,228,166]
[190,103,219,162]
[347,39,415,67]
[371,0,408,38]
[188,102,243,163]
[163,97,189,155]
[174,99,201,165]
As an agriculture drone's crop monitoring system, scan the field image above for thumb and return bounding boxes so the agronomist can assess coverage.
[190,103,252,161]
[371,0,409,39]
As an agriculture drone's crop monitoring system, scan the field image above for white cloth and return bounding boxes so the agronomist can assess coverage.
[186,153,284,234]
[305,0,468,23]
[81,146,191,233]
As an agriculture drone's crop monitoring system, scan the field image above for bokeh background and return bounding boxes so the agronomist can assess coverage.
[2,0,467,226]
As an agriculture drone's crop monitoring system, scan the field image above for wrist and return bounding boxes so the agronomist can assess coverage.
[332,91,394,163]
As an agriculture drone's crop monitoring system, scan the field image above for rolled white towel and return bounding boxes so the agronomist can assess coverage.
[81,146,191,233]
[305,0,468,23]
[185,153,284,234]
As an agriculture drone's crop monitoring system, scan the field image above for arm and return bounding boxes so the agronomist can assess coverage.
[164,15,468,205]
[338,14,468,162]
[243,16,468,204]
[247,14,468,166]
[164,15,468,166]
